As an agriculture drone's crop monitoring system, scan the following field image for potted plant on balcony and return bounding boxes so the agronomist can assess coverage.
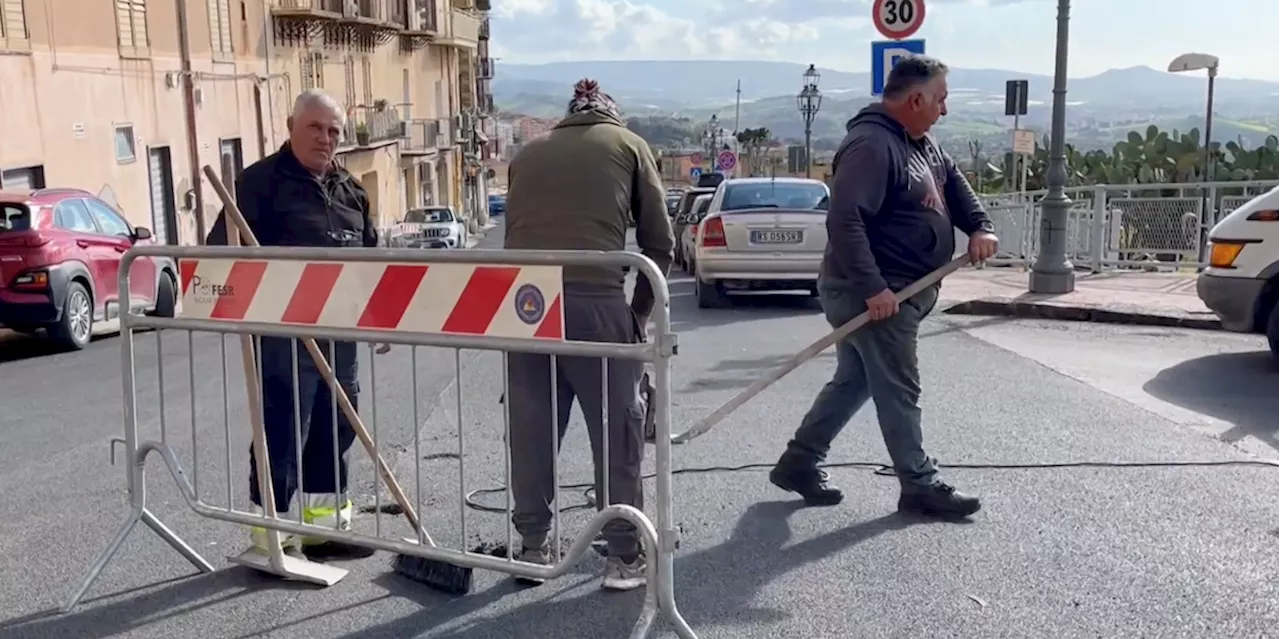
[374,98,390,112]
[355,123,370,146]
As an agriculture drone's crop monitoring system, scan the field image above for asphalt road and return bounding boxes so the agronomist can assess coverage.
[0,230,1276,639]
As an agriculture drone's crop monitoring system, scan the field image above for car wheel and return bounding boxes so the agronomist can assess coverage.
[50,281,93,350]
[1267,302,1277,359]
[150,272,178,318]
[696,277,731,309]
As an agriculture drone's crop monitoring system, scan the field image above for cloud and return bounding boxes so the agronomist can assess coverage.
[491,0,826,62]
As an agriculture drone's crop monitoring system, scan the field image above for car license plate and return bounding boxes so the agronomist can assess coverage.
[750,230,803,244]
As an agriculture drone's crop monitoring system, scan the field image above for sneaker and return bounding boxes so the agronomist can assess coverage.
[514,543,553,586]
[300,493,376,558]
[601,555,647,591]
[769,459,844,506]
[897,481,982,519]
[248,506,304,557]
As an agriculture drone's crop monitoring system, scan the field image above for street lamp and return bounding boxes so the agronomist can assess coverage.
[705,114,721,167]
[1168,52,1219,263]
[796,64,822,179]
[1029,0,1075,294]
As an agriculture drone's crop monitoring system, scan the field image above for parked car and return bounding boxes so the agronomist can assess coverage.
[681,177,831,308]
[671,186,717,267]
[393,206,469,249]
[488,194,506,217]
[1196,186,1279,358]
[678,194,713,274]
[0,188,178,349]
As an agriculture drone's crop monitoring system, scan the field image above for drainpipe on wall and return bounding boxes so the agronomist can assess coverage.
[260,0,276,154]
[175,0,207,244]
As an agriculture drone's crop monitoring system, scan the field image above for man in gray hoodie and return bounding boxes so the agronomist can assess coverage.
[768,55,998,519]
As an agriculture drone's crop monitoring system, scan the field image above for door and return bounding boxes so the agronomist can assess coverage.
[55,199,119,315]
[219,138,244,185]
[146,148,179,245]
[84,198,157,309]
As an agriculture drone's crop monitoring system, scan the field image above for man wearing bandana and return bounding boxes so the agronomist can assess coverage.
[768,55,999,519]
[503,79,674,591]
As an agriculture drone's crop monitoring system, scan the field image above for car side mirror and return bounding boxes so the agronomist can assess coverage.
[133,226,153,240]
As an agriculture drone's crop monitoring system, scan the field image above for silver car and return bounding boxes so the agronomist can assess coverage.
[394,206,469,249]
[684,177,830,308]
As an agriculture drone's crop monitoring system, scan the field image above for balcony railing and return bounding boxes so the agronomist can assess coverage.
[443,9,479,47]
[475,0,490,10]
[479,17,489,39]
[407,0,438,31]
[404,118,446,153]
[478,57,494,79]
[275,0,343,13]
[347,0,384,21]
[343,105,406,148]
[480,93,494,114]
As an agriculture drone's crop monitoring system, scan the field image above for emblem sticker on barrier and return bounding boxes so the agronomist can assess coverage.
[176,258,566,340]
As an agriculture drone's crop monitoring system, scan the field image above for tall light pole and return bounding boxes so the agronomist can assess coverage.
[705,114,720,169]
[1029,0,1075,294]
[1168,52,1220,262]
[796,64,822,179]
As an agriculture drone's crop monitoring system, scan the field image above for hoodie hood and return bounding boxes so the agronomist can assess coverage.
[844,103,907,138]
[555,109,625,130]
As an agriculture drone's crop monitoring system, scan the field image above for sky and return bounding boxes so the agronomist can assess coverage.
[488,0,1280,81]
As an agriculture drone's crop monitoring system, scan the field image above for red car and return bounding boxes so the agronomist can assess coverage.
[0,188,178,350]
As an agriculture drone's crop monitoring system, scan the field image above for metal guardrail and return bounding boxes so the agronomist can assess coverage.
[344,105,406,147]
[972,179,1278,271]
[62,244,699,639]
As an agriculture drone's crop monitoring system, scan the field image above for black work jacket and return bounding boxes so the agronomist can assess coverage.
[205,143,378,248]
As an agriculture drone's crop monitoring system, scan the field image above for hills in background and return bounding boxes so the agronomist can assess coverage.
[493,60,1280,154]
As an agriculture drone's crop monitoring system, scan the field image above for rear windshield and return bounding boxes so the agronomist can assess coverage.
[722,182,829,211]
[679,190,714,215]
[405,208,454,223]
[694,198,711,215]
[1,204,30,232]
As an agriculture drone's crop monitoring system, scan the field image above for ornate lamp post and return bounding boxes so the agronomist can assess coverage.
[1029,0,1076,294]
[796,64,822,179]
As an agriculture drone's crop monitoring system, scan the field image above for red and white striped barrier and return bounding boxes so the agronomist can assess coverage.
[176,259,565,340]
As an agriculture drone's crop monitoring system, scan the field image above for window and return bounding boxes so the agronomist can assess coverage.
[300,51,323,90]
[114,125,136,164]
[85,199,134,237]
[207,0,232,57]
[404,207,454,223]
[0,204,30,232]
[114,0,150,56]
[55,200,98,234]
[0,0,30,50]
[360,57,373,106]
[722,182,829,212]
[343,55,356,109]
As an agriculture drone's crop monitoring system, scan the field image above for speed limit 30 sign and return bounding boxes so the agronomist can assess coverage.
[873,0,926,40]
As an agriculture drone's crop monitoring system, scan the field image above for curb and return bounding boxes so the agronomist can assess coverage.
[941,298,1224,331]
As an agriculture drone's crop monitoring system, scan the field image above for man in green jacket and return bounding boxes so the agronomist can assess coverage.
[503,79,674,592]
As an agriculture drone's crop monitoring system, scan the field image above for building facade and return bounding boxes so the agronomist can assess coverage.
[0,0,493,245]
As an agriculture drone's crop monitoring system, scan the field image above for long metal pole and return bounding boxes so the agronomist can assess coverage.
[176,0,207,244]
[1195,67,1218,263]
[1028,0,1076,293]
[803,115,812,179]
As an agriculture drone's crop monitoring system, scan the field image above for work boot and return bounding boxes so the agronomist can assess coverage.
[514,541,553,586]
[248,505,305,558]
[898,481,982,519]
[769,453,844,506]
[602,553,647,591]
[300,493,376,558]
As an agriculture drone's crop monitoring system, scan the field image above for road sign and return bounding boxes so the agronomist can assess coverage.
[1012,129,1036,156]
[871,39,926,96]
[690,152,703,166]
[716,150,737,172]
[873,0,926,40]
[1004,79,1029,116]
[690,167,703,180]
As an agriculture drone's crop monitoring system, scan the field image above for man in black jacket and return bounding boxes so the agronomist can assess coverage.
[767,55,998,519]
[206,89,378,557]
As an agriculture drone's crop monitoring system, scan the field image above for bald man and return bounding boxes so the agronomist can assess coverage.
[206,89,378,559]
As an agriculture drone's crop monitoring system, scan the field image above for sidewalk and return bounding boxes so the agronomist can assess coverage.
[938,265,1223,330]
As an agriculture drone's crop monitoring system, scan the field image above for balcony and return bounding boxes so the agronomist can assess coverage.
[342,104,406,149]
[479,17,489,40]
[273,0,344,16]
[438,9,479,48]
[480,93,494,114]
[398,0,439,51]
[403,118,448,155]
[475,0,490,10]
[477,57,494,79]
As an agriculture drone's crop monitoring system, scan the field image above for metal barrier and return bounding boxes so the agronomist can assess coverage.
[975,179,1278,271]
[63,244,697,639]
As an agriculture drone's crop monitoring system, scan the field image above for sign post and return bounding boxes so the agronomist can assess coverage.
[689,166,703,182]
[1005,79,1031,195]
[870,0,927,97]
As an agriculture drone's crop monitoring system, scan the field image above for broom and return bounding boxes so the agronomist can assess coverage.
[202,166,473,595]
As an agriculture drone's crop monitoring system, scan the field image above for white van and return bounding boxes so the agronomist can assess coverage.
[1196,186,1279,358]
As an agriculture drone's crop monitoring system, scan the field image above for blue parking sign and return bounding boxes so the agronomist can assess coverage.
[690,167,703,179]
[871,39,926,96]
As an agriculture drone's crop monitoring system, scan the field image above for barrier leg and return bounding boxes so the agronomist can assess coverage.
[61,507,142,613]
